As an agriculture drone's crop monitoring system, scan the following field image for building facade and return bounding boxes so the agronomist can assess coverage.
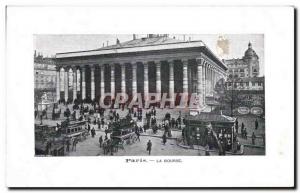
[224,42,264,91]
[34,52,57,103]
[55,35,228,108]
[224,42,260,79]
[34,52,56,90]
[225,77,264,91]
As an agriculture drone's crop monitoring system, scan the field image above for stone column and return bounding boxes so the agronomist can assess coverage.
[197,59,204,106]
[111,64,115,99]
[144,63,149,100]
[212,67,215,92]
[100,65,105,97]
[132,63,137,97]
[81,66,86,100]
[155,61,161,96]
[202,62,206,102]
[121,64,126,94]
[64,67,69,101]
[182,60,189,94]
[90,66,95,100]
[56,67,60,101]
[169,61,174,99]
[210,66,213,94]
[72,67,77,102]
[205,64,208,97]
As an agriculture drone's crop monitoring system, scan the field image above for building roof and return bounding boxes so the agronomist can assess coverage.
[55,35,227,70]
[186,112,236,123]
[97,36,184,50]
[56,36,206,57]
[243,42,259,59]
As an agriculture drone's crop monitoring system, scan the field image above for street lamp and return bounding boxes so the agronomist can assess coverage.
[196,127,200,156]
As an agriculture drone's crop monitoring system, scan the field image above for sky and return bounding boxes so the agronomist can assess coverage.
[34,34,264,76]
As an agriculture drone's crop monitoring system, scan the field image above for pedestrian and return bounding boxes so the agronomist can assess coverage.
[72,138,77,151]
[147,140,152,155]
[99,135,103,148]
[252,132,256,145]
[88,124,91,134]
[241,122,244,134]
[235,119,239,134]
[66,139,70,152]
[91,128,96,138]
[136,131,140,142]
[162,134,167,145]
[245,128,248,140]
[255,119,259,130]
[205,145,210,156]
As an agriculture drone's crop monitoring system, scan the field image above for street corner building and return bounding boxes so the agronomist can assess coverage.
[55,34,227,110]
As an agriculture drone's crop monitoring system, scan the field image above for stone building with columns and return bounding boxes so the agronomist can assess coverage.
[55,35,227,109]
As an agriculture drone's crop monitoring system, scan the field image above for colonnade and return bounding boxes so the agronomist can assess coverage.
[56,57,226,107]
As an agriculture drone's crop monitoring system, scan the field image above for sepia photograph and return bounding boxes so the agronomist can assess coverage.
[34,34,265,156]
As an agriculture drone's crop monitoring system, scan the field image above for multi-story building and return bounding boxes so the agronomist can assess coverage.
[224,42,264,91]
[34,52,57,103]
[224,42,260,79]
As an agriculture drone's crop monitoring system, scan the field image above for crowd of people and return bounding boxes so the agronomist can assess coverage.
[36,99,265,156]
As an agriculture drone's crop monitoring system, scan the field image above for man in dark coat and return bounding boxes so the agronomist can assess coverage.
[252,132,256,145]
[255,119,259,130]
[162,134,167,145]
[147,140,152,155]
[99,136,103,148]
[91,128,96,138]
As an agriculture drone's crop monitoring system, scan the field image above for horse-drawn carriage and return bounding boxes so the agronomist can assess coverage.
[35,124,65,156]
[103,117,138,154]
[60,120,88,141]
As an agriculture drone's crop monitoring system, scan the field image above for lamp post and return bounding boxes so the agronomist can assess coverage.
[196,127,200,156]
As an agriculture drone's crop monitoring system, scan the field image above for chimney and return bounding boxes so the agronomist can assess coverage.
[133,34,136,40]
[116,38,120,45]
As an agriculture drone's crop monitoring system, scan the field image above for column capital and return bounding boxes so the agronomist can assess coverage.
[196,58,203,65]
[63,66,70,71]
[152,60,162,65]
[71,66,78,71]
[181,59,189,65]
[88,65,96,70]
[130,62,140,67]
[167,59,175,64]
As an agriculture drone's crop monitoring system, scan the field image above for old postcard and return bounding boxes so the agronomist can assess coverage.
[34,34,265,156]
